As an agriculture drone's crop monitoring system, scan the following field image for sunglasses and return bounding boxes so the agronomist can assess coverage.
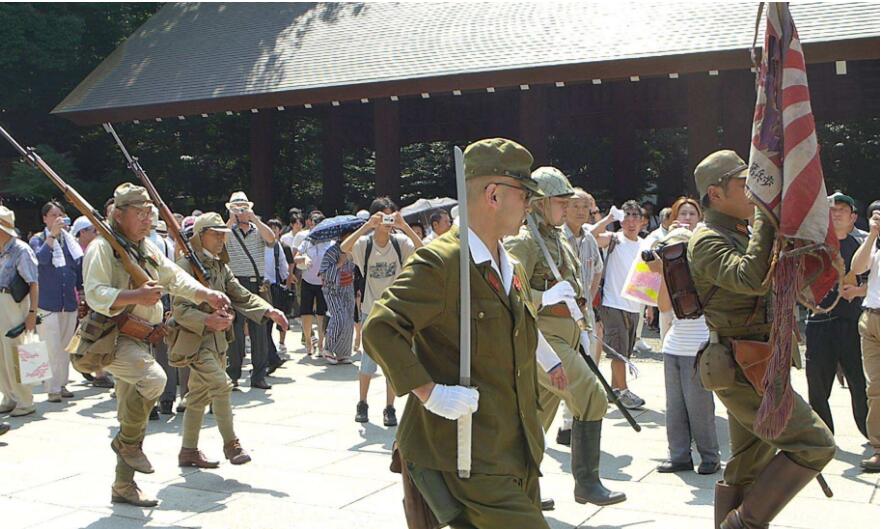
[487,182,535,201]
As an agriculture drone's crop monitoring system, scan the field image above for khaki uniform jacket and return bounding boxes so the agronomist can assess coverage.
[687,208,775,338]
[83,236,203,323]
[504,222,585,316]
[362,226,544,478]
[168,253,271,367]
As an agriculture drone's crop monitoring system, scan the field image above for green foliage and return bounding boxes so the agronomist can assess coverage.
[817,118,880,208]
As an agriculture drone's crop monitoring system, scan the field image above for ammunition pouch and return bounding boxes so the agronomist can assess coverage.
[697,339,737,391]
[69,311,119,374]
[732,339,772,396]
[115,312,167,345]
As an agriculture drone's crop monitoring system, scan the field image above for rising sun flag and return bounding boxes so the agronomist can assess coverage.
[746,2,843,439]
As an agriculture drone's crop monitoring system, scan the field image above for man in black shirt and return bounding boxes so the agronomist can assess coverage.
[805,192,869,438]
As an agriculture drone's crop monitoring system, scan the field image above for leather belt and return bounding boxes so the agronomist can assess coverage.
[541,299,588,319]
[865,307,880,315]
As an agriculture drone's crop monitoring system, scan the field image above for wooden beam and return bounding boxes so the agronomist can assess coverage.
[374,99,401,201]
[249,111,274,216]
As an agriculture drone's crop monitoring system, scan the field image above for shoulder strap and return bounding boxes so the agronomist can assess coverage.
[364,236,373,273]
[390,236,403,266]
[231,226,261,279]
[273,243,282,284]
[697,224,743,307]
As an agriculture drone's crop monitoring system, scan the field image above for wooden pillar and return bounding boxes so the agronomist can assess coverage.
[249,111,274,216]
[322,111,344,215]
[721,70,755,159]
[611,82,636,203]
[686,74,722,196]
[374,99,401,201]
[519,86,548,165]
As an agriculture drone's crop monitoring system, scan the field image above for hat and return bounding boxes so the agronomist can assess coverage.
[71,216,93,237]
[694,150,748,198]
[194,212,232,235]
[156,220,168,234]
[531,166,575,198]
[0,206,17,238]
[113,183,153,209]
[463,138,542,196]
[356,209,370,220]
[828,191,855,211]
[225,191,253,211]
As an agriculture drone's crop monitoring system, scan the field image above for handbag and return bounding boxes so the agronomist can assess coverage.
[10,270,29,303]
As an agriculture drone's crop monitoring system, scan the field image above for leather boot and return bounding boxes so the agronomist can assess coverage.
[179,447,220,468]
[720,453,818,529]
[223,438,252,465]
[571,419,626,506]
[111,436,154,474]
[714,481,745,528]
[111,481,159,507]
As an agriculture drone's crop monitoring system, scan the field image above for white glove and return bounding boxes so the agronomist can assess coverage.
[541,281,576,308]
[424,384,479,420]
[609,205,625,222]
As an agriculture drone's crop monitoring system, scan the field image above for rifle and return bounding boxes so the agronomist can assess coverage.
[0,124,151,287]
[103,123,210,286]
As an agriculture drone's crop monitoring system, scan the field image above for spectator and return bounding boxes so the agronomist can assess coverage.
[805,192,869,440]
[30,201,82,403]
[280,210,305,319]
[146,207,186,417]
[409,222,425,241]
[319,231,358,365]
[295,213,330,356]
[646,199,721,475]
[642,200,660,233]
[224,192,277,390]
[596,200,646,409]
[644,207,673,248]
[423,209,452,244]
[852,200,880,473]
[265,219,291,368]
[341,196,423,426]
[0,206,39,417]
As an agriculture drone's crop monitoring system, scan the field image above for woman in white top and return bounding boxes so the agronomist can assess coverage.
[649,197,721,475]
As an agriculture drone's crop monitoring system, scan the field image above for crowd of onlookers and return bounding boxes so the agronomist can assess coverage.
[0,188,877,474]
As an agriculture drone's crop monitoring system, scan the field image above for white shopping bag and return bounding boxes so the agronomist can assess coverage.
[14,332,53,385]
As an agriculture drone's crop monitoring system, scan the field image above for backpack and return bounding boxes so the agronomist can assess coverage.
[363,235,403,274]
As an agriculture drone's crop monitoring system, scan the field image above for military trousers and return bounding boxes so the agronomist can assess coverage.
[105,336,166,444]
[442,464,549,529]
[182,348,236,449]
[713,359,836,486]
[537,315,608,430]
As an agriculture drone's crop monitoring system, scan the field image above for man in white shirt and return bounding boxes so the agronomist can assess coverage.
[341,197,423,427]
[596,200,646,410]
[852,201,880,473]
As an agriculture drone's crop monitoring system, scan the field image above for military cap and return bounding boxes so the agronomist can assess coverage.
[531,166,575,198]
[113,183,152,209]
[464,138,542,196]
[694,150,748,198]
[828,191,855,211]
[194,212,232,235]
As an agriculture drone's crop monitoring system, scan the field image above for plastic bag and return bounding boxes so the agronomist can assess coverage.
[14,331,52,385]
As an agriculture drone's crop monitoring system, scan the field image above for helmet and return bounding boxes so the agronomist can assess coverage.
[531,166,574,198]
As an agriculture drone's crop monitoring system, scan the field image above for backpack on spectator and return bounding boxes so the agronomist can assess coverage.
[363,235,403,274]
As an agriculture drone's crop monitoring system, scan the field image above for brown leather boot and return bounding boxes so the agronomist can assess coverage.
[111,481,159,507]
[111,436,154,474]
[179,447,220,469]
[223,438,252,465]
[720,453,818,529]
[714,481,745,528]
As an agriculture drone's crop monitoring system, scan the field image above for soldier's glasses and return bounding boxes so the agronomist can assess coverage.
[487,182,535,201]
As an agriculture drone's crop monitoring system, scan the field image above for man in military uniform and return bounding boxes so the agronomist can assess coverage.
[363,138,569,528]
[83,184,230,507]
[505,167,626,507]
[687,151,836,529]
[169,213,288,469]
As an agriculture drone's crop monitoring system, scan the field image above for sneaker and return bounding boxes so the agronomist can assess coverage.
[634,340,652,354]
[278,344,288,356]
[355,401,369,423]
[338,357,353,365]
[383,406,398,427]
[60,386,74,398]
[618,389,645,410]
[324,354,339,365]
[47,393,62,403]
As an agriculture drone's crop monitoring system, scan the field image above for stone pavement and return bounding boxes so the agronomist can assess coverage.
[1,329,878,529]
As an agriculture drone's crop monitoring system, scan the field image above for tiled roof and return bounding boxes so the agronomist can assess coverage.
[53,2,879,123]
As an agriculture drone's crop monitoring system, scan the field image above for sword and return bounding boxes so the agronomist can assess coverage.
[525,214,641,433]
[454,146,472,479]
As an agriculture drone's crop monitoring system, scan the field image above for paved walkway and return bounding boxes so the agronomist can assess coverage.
[2,329,878,529]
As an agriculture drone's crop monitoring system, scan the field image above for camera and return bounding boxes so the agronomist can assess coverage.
[382,214,395,225]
